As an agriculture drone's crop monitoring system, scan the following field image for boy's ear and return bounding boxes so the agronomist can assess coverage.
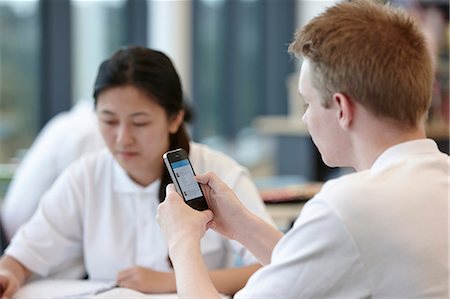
[333,93,354,130]
[169,110,185,134]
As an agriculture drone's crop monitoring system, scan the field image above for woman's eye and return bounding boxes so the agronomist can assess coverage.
[102,120,118,126]
[133,122,149,127]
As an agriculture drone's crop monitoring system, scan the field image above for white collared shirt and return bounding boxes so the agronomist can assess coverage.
[236,139,449,298]
[6,143,273,279]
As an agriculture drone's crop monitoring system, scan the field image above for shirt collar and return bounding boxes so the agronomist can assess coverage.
[371,138,440,173]
[112,159,161,195]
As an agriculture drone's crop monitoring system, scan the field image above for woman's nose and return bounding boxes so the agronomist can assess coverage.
[116,124,134,146]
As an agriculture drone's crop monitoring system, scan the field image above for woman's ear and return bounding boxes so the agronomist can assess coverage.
[333,93,354,130]
[168,110,185,134]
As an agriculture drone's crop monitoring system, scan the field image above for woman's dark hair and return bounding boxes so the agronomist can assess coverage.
[93,46,190,202]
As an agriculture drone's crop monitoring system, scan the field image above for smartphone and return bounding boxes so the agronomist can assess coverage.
[163,148,209,211]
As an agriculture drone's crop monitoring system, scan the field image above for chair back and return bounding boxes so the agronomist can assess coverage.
[0,215,7,254]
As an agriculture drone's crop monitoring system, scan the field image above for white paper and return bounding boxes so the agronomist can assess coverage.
[96,288,173,298]
[13,280,117,299]
[13,279,230,299]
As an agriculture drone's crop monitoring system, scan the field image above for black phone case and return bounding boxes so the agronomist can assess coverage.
[163,148,209,211]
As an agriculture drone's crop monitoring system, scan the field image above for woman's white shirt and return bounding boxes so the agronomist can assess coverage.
[5,143,273,279]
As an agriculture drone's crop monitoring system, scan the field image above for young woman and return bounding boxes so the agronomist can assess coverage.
[0,46,273,297]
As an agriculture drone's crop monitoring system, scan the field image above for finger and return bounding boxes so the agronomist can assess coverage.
[207,220,216,230]
[117,279,127,288]
[165,184,184,202]
[117,268,133,282]
[202,172,226,191]
[165,183,176,194]
[3,283,16,299]
[195,172,213,185]
[202,209,214,222]
[199,183,210,202]
[202,210,215,231]
[117,276,130,287]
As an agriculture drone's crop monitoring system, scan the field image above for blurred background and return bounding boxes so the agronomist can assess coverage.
[0,0,448,199]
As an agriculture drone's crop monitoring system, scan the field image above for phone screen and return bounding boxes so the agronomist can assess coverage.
[170,159,203,201]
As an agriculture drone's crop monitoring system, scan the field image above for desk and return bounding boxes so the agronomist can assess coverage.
[260,181,322,231]
[14,279,231,299]
[265,201,305,232]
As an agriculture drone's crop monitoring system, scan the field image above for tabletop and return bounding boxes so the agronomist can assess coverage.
[13,279,226,299]
[13,279,231,299]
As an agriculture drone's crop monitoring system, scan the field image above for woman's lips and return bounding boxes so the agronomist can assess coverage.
[117,151,139,159]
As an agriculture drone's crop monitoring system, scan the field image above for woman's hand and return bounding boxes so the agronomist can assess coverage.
[0,270,20,299]
[0,256,31,299]
[116,266,175,294]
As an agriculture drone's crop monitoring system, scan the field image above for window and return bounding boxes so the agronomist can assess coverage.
[0,0,147,197]
[192,0,296,141]
[0,0,144,163]
[71,0,128,103]
[0,0,40,163]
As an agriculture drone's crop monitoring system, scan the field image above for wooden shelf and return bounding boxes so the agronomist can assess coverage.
[254,116,449,140]
[252,116,309,136]
[426,121,449,140]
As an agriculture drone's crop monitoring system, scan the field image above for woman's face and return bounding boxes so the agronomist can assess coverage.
[96,85,183,186]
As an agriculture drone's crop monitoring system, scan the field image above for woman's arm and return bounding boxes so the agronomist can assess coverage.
[117,259,261,295]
